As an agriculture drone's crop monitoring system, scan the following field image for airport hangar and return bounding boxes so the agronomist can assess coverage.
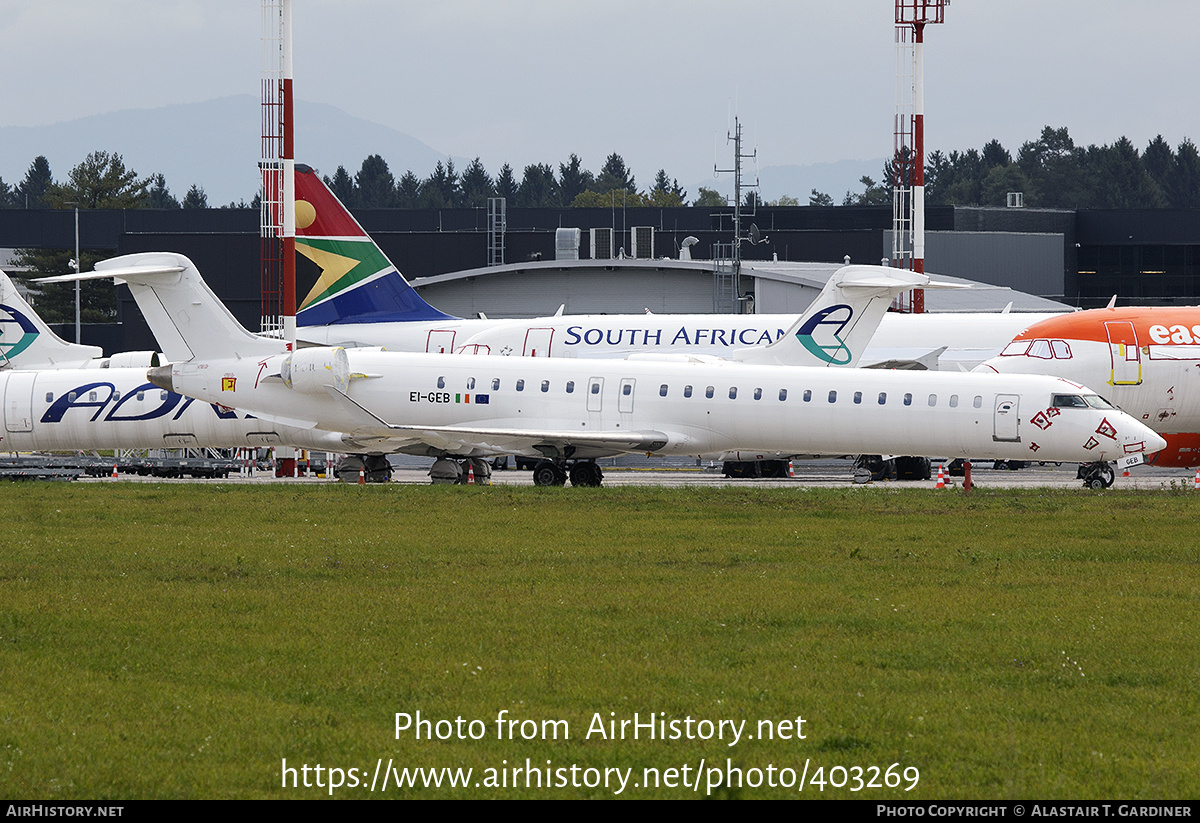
[3,202,1199,354]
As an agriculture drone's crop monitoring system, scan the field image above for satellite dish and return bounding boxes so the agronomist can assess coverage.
[748,224,768,245]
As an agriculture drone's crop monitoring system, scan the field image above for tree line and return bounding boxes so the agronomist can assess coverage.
[822,126,1200,210]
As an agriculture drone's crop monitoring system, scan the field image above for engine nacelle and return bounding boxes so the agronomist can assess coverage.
[281,346,349,395]
[105,351,161,369]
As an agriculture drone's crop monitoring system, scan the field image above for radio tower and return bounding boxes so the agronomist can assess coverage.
[261,0,295,345]
[892,0,945,312]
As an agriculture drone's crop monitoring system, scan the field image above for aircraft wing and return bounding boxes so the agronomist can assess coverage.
[325,388,673,458]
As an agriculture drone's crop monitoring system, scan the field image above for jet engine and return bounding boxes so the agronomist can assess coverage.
[281,346,349,394]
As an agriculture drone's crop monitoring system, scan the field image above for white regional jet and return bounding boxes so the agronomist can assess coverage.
[290,163,1061,371]
[0,270,351,459]
[60,252,1163,487]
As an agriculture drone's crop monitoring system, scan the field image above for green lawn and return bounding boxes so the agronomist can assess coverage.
[1,484,1196,798]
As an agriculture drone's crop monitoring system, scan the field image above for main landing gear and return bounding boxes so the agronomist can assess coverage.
[1078,461,1115,489]
[532,459,604,487]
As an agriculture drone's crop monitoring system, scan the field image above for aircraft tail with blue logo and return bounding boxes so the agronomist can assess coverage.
[734,265,942,368]
[0,269,104,369]
[293,164,456,327]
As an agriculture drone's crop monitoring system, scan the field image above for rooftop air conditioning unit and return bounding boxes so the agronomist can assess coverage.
[590,227,613,260]
[555,228,581,261]
[631,226,654,259]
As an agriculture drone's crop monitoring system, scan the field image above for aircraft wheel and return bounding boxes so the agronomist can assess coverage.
[364,454,393,483]
[1099,464,1115,487]
[1087,477,1107,490]
[533,460,565,487]
[569,461,603,487]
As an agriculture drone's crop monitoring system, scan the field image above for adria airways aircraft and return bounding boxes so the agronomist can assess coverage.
[0,270,348,456]
[60,252,1162,487]
[978,307,1200,468]
[290,165,1059,370]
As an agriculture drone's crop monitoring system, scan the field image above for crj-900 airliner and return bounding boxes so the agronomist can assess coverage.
[54,252,1163,487]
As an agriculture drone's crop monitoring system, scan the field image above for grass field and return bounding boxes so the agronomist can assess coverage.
[1,483,1197,799]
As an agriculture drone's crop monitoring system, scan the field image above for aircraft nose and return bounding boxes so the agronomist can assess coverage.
[1144,430,1168,455]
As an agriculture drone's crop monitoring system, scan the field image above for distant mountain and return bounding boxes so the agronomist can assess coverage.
[0,95,453,205]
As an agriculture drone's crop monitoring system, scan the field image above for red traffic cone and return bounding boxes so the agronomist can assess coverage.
[1194,469,1199,490]
[111,463,119,479]
[358,466,365,486]
[467,462,476,485]
[935,464,945,489]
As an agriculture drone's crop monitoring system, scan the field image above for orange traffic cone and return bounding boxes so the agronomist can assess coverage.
[111,463,119,479]
[935,464,945,489]
[787,460,795,478]
[467,462,476,485]
[1194,469,1199,490]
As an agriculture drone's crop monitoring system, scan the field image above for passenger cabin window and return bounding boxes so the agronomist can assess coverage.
[728,387,737,399]
[492,378,501,391]
[949,394,959,408]
[516,379,525,392]
[684,385,693,398]
[779,389,788,401]
[754,388,762,400]
[45,392,53,402]
[928,394,937,407]
[973,395,982,408]
[68,393,76,402]
[541,380,549,392]
[659,384,668,397]
[137,391,145,401]
[437,376,446,388]
[705,386,714,399]
[878,392,886,405]
[903,393,912,406]
[466,377,475,390]
[853,391,862,404]
[828,390,837,403]
[566,381,574,393]
[803,390,812,402]
[89,391,97,402]
[590,383,600,395]
[622,384,632,396]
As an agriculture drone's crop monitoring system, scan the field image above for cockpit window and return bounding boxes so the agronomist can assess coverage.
[1027,339,1053,359]
[1084,395,1116,410]
[1052,394,1089,408]
[1050,340,1072,359]
[1000,341,1030,357]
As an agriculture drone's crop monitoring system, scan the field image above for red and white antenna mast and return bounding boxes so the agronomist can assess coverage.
[261,0,296,346]
[892,0,945,312]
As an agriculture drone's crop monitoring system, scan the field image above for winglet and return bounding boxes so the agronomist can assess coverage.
[293,164,455,326]
[0,269,104,369]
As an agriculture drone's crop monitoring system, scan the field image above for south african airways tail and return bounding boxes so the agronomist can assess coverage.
[293,164,455,327]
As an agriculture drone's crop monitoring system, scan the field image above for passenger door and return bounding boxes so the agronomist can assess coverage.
[993,394,1020,442]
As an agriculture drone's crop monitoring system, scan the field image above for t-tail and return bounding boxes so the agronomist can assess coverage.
[292,164,455,327]
[0,269,104,369]
[38,253,285,364]
[734,265,951,367]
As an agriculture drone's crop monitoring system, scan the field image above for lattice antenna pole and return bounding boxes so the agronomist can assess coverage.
[893,0,945,313]
[261,0,296,346]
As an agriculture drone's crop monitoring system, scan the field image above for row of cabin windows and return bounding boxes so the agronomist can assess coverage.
[47,390,170,403]
[434,376,986,409]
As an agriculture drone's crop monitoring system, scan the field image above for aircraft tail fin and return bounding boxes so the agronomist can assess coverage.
[38,253,285,363]
[734,265,938,367]
[0,269,104,369]
[293,164,455,326]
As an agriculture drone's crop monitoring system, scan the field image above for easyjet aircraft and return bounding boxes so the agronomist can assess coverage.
[979,306,1200,468]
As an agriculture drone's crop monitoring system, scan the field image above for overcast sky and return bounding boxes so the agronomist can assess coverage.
[3,0,1198,191]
